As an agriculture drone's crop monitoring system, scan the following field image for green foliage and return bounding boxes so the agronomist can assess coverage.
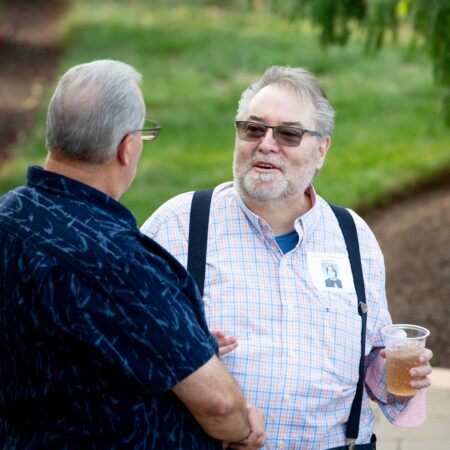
[309,0,366,47]
[365,0,398,52]
[442,87,450,126]
[276,0,450,123]
[409,0,450,122]
[406,0,450,86]
[428,1,450,86]
[0,1,448,223]
[285,0,366,46]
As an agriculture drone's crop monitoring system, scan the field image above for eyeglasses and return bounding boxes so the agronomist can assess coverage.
[128,119,161,141]
[235,121,322,147]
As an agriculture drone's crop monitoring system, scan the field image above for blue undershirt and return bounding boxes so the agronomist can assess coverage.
[275,229,299,254]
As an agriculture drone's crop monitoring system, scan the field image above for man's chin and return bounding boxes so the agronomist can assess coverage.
[245,185,286,203]
[235,175,287,201]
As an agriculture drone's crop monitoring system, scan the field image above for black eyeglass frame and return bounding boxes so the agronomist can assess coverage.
[119,119,161,147]
[130,119,161,141]
[235,120,322,147]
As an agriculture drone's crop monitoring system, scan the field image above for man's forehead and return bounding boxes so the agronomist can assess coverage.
[251,83,311,106]
[245,84,314,124]
[248,114,304,126]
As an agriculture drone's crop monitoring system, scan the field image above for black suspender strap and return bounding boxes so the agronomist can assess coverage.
[187,189,214,297]
[187,192,368,443]
[329,203,368,444]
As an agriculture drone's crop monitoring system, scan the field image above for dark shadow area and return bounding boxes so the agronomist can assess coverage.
[0,0,67,163]
[362,175,450,368]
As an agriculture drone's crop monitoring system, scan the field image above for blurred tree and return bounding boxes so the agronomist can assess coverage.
[365,0,398,52]
[408,0,450,124]
[310,0,366,47]
[290,0,450,124]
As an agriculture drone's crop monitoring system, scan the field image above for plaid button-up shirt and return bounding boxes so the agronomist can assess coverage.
[142,182,424,450]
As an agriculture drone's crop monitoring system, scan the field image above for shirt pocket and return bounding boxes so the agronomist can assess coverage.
[318,291,364,388]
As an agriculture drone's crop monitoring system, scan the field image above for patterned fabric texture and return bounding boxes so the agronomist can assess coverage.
[0,166,220,450]
[141,182,413,450]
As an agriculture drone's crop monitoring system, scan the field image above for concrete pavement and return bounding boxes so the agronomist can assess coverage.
[372,367,450,449]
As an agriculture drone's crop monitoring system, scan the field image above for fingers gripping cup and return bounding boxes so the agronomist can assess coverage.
[381,324,430,396]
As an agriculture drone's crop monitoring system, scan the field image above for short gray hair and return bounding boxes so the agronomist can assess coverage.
[46,60,145,164]
[236,66,334,137]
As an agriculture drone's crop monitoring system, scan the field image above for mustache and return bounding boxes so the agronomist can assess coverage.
[248,155,285,169]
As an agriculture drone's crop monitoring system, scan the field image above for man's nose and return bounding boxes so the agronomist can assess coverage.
[258,128,279,153]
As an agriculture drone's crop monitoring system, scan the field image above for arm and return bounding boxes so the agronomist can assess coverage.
[365,348,432,426]
[172,354,250,442]
[351,213,430,425]
[227,404,266,449]
[182,331,264,448]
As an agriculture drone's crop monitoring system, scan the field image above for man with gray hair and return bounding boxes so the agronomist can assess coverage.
[0,60,265,449]
[142,66,433,449]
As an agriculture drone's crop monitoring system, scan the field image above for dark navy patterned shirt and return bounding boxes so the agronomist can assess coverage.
[0,166,220,450]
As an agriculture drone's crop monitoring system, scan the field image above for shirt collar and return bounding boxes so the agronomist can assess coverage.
[27,165,137,228]
[294,185,321,242]
[232,185,265,233]
[232,183,321,242]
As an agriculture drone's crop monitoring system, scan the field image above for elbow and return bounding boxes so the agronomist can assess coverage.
[210,392,240,417]
[200,393,249,441]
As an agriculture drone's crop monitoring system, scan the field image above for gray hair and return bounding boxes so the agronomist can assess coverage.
[46,60,145,164]
[236,66,334,137]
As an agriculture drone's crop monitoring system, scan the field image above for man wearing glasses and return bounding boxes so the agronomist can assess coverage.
[142,66,433,449]
[0,60,265,449]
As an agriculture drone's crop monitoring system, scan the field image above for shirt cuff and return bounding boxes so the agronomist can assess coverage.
[392,388,427,427]
[366,352,385,390]
[366,353,427,427]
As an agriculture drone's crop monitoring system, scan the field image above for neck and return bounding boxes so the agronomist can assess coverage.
[243,188,312,236]
[44,152,124,200]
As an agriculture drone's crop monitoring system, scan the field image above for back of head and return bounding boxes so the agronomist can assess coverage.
[236,66,334,137]
[46,60,145,164]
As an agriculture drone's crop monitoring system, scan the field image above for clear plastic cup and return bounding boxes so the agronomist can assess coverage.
[381,324,430,396]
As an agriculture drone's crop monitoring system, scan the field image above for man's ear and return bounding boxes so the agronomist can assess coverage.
[316,135,331,170]
[117,134,132,166]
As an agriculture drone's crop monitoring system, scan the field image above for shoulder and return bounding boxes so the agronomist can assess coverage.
[0,185,50,243]
[141,191,195,238]
[0,185,30,213]
[317,195,378,241]
[347,208,381,252]
[140,182,235,238]
[316,194,383,258]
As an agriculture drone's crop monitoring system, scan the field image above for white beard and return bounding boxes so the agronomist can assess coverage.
[233,152,318,204]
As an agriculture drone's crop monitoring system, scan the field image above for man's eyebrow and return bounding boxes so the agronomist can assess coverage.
[248,115,304,127]
[248,115,265,122]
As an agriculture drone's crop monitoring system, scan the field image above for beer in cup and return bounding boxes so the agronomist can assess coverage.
[381,324,430,396]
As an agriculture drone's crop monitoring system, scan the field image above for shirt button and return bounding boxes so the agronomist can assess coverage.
[289,350,296,357]
[278,441,285,448]
[283,394,291,401]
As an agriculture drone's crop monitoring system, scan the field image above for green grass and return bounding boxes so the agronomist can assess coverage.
[1,1,449,225]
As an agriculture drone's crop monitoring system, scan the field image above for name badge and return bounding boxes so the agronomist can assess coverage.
[306,252,356,293]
